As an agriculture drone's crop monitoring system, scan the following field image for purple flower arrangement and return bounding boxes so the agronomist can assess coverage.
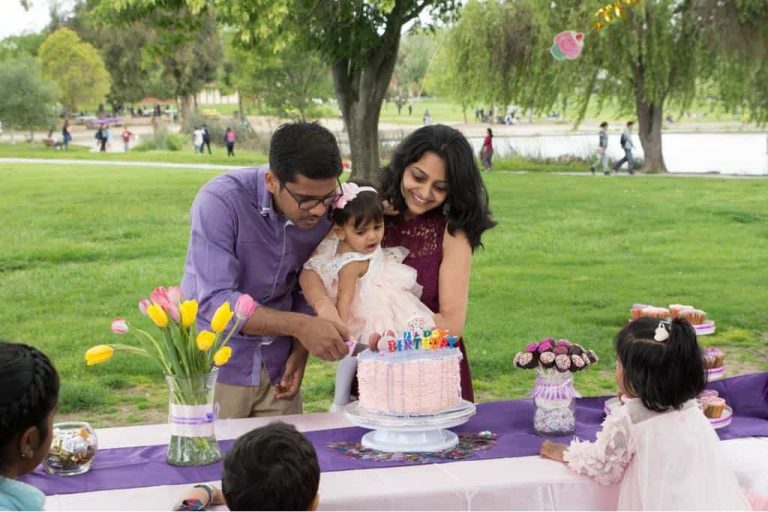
[513,338,598,373]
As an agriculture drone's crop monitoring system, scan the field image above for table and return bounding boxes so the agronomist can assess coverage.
[43,412,768,511]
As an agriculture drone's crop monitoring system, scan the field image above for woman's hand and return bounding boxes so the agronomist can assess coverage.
[382,200,399,216]
[539,440,568,462]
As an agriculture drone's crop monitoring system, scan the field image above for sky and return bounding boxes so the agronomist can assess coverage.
[0,0,74,40]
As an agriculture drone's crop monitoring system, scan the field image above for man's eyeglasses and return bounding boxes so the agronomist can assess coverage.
[280,179,343,211]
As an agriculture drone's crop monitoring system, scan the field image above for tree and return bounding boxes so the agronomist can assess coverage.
[104,0,462,182]
[59,2,153,112]
[0,33,46,61]
[0,56,58,141]
[229,43,334,122]
[391,32,435,100]
[37,28,111,114]
[441,0,768,173]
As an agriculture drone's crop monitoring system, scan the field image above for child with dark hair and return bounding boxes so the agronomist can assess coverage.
[0,341,60,511]
[176,422,319,511]
[540,318,750,509]
[299,180,435,411]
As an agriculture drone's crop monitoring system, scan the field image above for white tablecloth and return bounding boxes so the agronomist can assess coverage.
[44,412,768,510]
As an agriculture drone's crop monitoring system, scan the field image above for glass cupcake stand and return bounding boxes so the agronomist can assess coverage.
[344,400,476,452]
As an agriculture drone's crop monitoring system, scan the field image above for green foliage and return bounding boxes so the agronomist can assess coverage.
[228,42,334,122]
[390,31,435,98]
[0,32,46,61]
[37,28,111,113]
[0,56,59,132]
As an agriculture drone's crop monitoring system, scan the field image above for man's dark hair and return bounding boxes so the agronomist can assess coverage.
[615,317,706,412]
[269,122,342,184]
[600,121,608,128]
[222,422,320,511]
[627,120,634,126]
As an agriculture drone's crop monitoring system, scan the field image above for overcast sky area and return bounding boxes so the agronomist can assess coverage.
[1,0,77,40]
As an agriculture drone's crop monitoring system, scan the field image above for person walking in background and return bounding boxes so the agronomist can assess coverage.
[225,127,236,157]
[61,120,71,150]
[202,124,212,155]
[590,121,609,175]
[193,126,204,154]
[96,125,107,153]
[613,121,636,175]
[121,126,134,152]
[480,127,494,171]
[422,110,432,126]
[104,126,112,152]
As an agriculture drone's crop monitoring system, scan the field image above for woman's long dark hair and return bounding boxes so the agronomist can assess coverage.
[379,125,496,251]
[615,317,706,412]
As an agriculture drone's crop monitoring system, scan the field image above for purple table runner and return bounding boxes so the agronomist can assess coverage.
[23,372,768,496]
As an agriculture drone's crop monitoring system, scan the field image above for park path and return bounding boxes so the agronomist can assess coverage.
[1,157,765,179]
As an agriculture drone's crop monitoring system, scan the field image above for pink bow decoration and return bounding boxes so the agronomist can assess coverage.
[332,182,378,210]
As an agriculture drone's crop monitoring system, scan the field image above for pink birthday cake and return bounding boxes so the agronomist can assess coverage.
[357,330,463,416]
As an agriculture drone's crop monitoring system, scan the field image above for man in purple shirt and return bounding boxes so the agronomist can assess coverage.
[182,122,350,418]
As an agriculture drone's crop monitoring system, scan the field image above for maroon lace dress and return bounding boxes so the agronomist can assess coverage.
[382,208,475,402]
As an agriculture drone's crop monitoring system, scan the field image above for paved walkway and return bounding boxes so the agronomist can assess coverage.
[2,157,766,179]
[0,157,234,170]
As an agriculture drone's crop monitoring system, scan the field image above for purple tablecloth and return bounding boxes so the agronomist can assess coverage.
[23,372,768,496]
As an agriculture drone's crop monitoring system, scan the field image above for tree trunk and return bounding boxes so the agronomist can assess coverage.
[634,92,667,173]
[180,95,193,124]
[237,91,245,122]
[331,15,402,183]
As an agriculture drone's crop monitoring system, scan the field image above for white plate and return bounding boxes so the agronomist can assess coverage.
[706,365,725,381]
[695,321,716,336]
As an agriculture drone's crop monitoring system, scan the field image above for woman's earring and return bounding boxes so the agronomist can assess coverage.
[442,202,450,216]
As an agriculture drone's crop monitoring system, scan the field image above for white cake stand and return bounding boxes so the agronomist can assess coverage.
[344,400,476,453]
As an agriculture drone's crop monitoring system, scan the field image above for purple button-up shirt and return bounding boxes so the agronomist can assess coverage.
[181,165,331,386]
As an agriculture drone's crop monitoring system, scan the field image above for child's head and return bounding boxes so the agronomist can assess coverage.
[222,422,320,511]
[0,341,60,477]
[614,317,706,412]
[331,180,384,254]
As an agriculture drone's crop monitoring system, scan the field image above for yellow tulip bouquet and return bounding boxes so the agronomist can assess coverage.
[85,286,257,466]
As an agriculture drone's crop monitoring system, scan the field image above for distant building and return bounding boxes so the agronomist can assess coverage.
[195,87,239,105]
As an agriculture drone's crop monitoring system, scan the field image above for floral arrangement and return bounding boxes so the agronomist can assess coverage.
[84,286,258,466]
[85,286,256,377]
[513,338,598,373]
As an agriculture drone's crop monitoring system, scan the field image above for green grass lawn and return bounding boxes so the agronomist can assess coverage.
[1,163,766,427]
[0,142,268,167]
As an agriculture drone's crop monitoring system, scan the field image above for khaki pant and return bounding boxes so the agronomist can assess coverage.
[214,366,302,419]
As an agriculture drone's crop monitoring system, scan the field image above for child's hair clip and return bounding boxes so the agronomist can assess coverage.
[653,321,670,342]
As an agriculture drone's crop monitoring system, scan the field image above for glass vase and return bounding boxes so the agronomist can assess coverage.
[532,367,577,436]
[44,421,98,476]
[166,370,222,466]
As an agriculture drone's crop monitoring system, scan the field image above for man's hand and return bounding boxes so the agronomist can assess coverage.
[275,343,309,400]
[539,440,568,462]
[294,316,350,361]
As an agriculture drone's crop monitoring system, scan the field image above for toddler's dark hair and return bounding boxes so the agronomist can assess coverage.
[615,317,706,412]
[331,179,383,229]
[222,422,320,511]
[0,341,60,469]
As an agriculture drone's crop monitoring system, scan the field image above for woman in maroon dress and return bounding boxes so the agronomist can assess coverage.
[377,124,496,401]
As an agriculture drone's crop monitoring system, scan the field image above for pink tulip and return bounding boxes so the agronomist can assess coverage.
[138,299,151,316]
[167,286,183,306]
[164,303,180,323]
[111,318,129,334]
[235,294,258,320]
[150,287,171,309]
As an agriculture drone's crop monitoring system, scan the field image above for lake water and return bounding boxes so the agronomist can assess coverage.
[468,132,768,175]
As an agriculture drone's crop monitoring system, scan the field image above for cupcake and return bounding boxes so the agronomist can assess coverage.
[669,304,693,318]
[631,304,647,320]
[703,348,725,368]
[702,397,726,419]
[699,389,719,399]
[641,306,670,320]
[585,349,599,364]
[679,308,706,325]
[515,351,539,369]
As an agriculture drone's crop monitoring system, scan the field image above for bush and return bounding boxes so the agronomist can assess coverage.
[133,126,186,152]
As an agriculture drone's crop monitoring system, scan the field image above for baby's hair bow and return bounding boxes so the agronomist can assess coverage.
[332,182,377,209]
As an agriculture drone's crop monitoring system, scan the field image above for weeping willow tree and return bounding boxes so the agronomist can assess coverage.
[438,0,768,172]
